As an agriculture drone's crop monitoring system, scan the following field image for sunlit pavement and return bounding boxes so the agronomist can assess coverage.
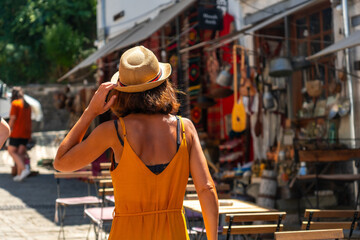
[0,132,101,240]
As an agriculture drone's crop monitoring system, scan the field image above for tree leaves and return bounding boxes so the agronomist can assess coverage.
[0,0,96,84]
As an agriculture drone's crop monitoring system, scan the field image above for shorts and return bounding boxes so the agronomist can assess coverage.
[9,138,29,147]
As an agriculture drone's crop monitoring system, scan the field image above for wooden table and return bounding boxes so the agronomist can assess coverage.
[294,148,360,208]
[183,199,273,238]
[183,199,272,215]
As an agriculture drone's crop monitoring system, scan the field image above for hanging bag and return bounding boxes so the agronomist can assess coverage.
[231,45,247,133]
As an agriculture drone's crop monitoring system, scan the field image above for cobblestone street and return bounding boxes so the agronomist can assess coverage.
[0,131,101,240]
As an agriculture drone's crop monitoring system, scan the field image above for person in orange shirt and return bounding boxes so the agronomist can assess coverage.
[8,87,32,182]
[54,46,219,240]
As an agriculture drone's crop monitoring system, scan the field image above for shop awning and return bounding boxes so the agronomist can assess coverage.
[209,0,326,50]
[307,30,360,60]
[58,0,195,82]
[181,0,326,53]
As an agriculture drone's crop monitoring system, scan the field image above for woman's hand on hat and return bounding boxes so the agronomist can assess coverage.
[86,82,117,117]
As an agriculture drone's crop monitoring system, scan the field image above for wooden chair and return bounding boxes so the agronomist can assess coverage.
[184,179,202,239]
[185,183,198,200]
[88,162,113,210]
[216,183,231,199]
[54,166,102,239]
[185,182,232,239]
[184,182,231,200]
[85,179,114,240]
[303,209,359,239]
[89,162,112,190]
[222,212,286,240]
[275,229,344,240]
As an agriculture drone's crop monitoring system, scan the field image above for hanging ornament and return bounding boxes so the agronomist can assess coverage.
[189,63,200,82]
[191,106,201,124]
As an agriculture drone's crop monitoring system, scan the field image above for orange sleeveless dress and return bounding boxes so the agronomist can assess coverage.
[108,117,190,240]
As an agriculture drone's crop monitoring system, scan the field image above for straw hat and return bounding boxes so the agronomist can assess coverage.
[111,46,171,92]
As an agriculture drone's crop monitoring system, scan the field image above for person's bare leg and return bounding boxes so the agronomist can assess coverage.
[8,145,25,175]
[18,145,28,169]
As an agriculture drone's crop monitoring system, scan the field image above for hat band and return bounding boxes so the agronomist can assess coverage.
[118,69,163,87]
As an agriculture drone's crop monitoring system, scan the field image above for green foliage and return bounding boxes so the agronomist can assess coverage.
[0,0,97,85]
[43,23,83,71]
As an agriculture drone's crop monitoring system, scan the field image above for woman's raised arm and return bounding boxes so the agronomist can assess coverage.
[54,82,117,172]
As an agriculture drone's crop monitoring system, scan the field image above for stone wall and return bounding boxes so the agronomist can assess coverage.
[22,84,95,132]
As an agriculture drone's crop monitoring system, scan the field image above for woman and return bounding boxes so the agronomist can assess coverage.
[54,46,219,240]
[8,87,32,181]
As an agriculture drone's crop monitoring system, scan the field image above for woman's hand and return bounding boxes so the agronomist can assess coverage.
[86,82,117,117]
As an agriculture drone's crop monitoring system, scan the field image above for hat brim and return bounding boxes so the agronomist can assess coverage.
[110,62,171,93]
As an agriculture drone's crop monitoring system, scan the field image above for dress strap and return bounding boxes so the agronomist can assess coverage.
[119,117,127,137]
[178,116,186,139]
[113,120,124,146]
[175,116,180,151]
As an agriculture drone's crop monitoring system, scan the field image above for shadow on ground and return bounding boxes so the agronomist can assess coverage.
[0,171,99,226]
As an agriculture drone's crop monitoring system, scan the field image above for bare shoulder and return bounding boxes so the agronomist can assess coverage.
[181,117,196,133]
[180,117,197,144]
[95,120,116,131]
[89,120,117,142]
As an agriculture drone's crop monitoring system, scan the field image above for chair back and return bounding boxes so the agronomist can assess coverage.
[216,183,231,199]
[98,179,114,199]
[275,229,344,240]
[222,212,286,240]
[303,209,359,238]
[54,164,94,197]
[184,182,232,200]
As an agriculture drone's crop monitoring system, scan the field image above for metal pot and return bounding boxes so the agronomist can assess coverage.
[216,65,232,87]
[269,57,293,77]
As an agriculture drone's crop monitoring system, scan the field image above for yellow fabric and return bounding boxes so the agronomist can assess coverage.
[109,117,190,240]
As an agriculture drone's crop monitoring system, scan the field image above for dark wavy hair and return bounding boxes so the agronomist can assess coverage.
[108,80,180,118]
[11,87,30,108]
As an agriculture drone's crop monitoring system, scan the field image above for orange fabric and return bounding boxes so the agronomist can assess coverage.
[109,117,190,240]
[9,99,31,139]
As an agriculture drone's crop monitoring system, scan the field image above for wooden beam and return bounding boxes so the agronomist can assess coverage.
[275,229,344,240]
[223,224,283,235]
[101,170,111,176]
[304,209,359,218]
[186,184,196,192]
[225,212,286,222]
[99,162,111,169]
[99,179,113,187]
[301,221,357,230]
[98,188,114,196]
[54,171,93,179]
[298,149,360,162]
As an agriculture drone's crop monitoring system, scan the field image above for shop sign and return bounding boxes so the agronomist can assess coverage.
[198,7,223,30]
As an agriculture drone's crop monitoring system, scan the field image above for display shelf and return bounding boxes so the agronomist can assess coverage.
[292,116,326,127]
[298,149,360,162]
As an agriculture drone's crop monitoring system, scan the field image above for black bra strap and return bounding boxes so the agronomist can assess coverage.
[114,120,124,146]
[176,116,180,151]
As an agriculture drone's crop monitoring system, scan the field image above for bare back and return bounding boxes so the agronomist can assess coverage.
[113,114,191,166]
